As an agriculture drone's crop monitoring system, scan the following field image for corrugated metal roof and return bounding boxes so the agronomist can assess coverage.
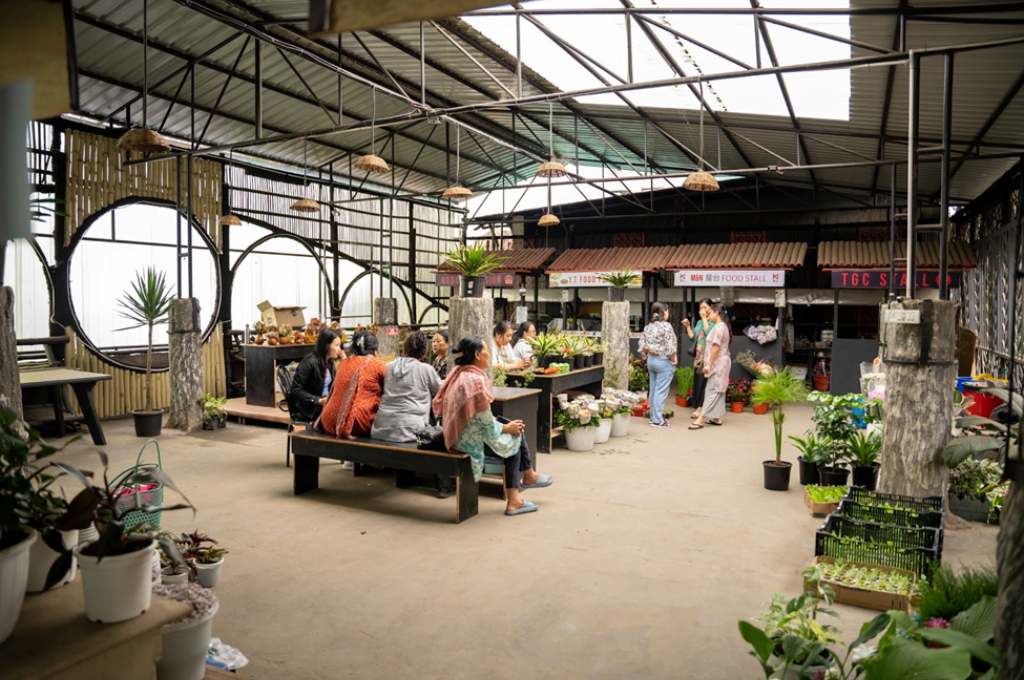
[818,239,976,269]
[546,246,678,273]
[438,247,554,272]
[665,242,808,269]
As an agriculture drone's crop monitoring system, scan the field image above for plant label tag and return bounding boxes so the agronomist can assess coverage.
[883,309,921,325]
[386,326,399,336]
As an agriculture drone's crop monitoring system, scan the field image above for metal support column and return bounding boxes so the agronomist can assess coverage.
[329,162,340,317]
[254,39,262,138]
[888,162,897,299]
[939,53,954,300]
[408,209,417,322]
[905,51,921,298]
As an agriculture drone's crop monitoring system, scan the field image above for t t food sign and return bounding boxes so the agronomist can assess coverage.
[673,269,785,288]
[548,271,642,288]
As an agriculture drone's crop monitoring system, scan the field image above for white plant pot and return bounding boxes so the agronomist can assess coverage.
[26,529,78,593]
[158,600,219,680]
[162,570,190,586]
[564,426,596,452]
[74,539,155,623]
[0,529,36,644]
[611,412,631,438]
[594,419,612,444]
[193,559,223,588]
[78,524,99,546]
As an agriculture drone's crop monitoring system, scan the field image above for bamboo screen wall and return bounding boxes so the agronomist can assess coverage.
[63,130,226,418]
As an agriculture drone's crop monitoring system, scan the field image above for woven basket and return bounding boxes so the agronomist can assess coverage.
[538,212,560,227]
[117,128,171,153]
[536,157,567,178]
[683,170,720,192]
[441,185,473,201]
[355,153,391,175]
[112,441,165,531]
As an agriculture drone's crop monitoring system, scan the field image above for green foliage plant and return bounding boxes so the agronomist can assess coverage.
[200,393,228,420]
[789,433,828,465]
[444,245,507,277]
[597,271,640,288]
[847,430,882,467]
[527,333,562,358]
[916,565,999,622]
[751,369,808,464]
[674,366,694,397]
[806,485,847,505]
[807,391,863,469]
[117,268,174,412]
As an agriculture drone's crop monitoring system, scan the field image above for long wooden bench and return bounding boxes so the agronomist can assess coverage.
[288,429,480,523]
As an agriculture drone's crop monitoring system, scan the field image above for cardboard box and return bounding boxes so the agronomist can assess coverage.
[257,300,305,329]
[805,557,918,612]
[803,488,840,518]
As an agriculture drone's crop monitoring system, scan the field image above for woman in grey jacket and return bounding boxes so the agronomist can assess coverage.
[371,331,441,443]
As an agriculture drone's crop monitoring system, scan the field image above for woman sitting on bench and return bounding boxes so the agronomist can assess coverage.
[371,331,440,443]
[288,328,342,422]
[317,331,386,439]
[432,336,552,517]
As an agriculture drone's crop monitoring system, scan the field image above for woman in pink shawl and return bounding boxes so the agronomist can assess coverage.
[432,336,552,516]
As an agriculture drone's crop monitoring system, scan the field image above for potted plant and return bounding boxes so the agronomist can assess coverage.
[581,337,596,367]
[117,267,174,437]
[945,457,1007,524]
[592,340,606,366]
[598,271,638,302]
[674,366,694,407]
[788,433,826,486]
[443,245,507,298]
[528,334,561,369]
[750,370,808,492]
[807,392,862,486]
[179,530,228,588]
[727,379,751,413]
[848,430,882,490]
[154,582,219,680]
[593,401,614,444]
[200,393,228,430]
[603,389,640,437]
[556,397,600,452]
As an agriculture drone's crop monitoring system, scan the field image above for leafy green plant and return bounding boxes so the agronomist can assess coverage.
[751,369,808,464]
[117,268,174,412]
[807,391,864,469]
[178,530,228,565]
[674,366,694,398]
[789,433,828,465]
[597,271,640,288]
[492,365,507,387]
[806,485,847,505]
[847,430,882,467]
[443,245,507,277]
[527,333,562,358]
[947,458,1008,522]
[628,357,649,392]
[816,559,918,597]
[200,393,227,419]
[916,565,999,622]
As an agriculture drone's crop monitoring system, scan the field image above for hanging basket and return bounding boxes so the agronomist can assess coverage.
[118,128,170,154]
[355,153,391,175]
[538,212,560,227]
[536,157,567,178]
[112,441,165,531]
[683,170,719,192]
[290,198,319,213]
[441,185,473,201]
[219,213,242,226]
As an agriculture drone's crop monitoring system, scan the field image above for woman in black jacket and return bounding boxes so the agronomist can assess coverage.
[288,328,342,421]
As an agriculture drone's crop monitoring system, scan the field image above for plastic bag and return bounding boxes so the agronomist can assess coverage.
[743,324,778,345]
[207,638,249,671]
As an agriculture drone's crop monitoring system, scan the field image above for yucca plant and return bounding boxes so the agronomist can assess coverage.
[117,268,174,413]
[444,245,508,277]
[598,271,640,288]
[527,333,562,358]
[752,369,809,466]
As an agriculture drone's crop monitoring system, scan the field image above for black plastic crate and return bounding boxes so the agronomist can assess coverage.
[815,514,941,577]
[836,498,944,531]
[844,487,945,513]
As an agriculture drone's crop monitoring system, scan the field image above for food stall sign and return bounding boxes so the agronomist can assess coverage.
[673,269,785,288]
[548,271,642,288]
[830,270,961,289]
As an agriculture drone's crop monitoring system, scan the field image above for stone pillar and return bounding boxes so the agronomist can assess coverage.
[373,297,400,359]
[876,299,957,497]
[448,296,493,378]
[0,287,22,418]
[601,300,630,390]
[167,298,204,432]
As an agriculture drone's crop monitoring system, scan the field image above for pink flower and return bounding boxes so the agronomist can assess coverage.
[925,617,950,629]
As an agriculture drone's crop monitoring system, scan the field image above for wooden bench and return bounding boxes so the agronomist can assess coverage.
[288,429,480,523]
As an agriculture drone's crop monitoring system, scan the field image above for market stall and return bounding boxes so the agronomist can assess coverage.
[436,247,555,323]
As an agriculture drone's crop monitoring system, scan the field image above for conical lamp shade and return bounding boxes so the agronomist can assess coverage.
[118,127,170,153]
[683,170,719,192]
[355,153,391,175]
[290,198,320,213]
[220,213,242,226]
[538,212,560,227]
[441,185,473,201]
[536,156,567,178]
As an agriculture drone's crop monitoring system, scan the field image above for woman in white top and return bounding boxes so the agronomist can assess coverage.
[511,322,537,361]
[491,320,530,371]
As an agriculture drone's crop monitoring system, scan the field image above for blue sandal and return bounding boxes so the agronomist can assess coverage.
[524,473,553,489]
[505,500,539,516]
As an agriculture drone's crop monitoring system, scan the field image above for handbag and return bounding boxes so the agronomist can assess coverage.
[416,424,447,452]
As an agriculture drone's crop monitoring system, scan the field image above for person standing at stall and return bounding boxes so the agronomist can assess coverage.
[682,299,713,421]
[690,303,732,429]
[639,302,677,429]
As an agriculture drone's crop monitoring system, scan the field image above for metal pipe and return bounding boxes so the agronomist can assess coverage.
[626,12,633,82]
[254,39,262,138]
[466,3,1024,16]
[888,163,897,299]
[142,0,148,127]
[419,22,426,106]
[906,51,920,298]
[939,53,953,300]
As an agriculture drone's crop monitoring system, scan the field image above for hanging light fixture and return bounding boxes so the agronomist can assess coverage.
[220,149,242,225]
[683,80,720,192]
[442,123,473,201]
[118,0,169,154]
[355,86,391,175]
[535,102,566,177]
[538,212,560,228]
[291,139,320,212]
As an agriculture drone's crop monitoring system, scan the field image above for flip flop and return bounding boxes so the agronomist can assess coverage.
[524,473,553,489]
[688,423,704,430]
[505,500,539,516]
[707,419,723,426]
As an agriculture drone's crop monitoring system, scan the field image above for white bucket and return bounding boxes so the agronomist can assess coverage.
[611,412,630,437]
[564,426,596,452]
[74,540,155,623]
[26,529,78,593]
[593,419,612,444]
[158,600,219,680]
[194,559,223,588]
[0,529,36,644]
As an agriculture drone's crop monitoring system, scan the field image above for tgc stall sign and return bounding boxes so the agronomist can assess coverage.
[830,270,961,289]
[673,269,785,288]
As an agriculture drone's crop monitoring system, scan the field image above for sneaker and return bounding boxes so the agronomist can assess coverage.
[342,461,354,470]
[649,421,669,429]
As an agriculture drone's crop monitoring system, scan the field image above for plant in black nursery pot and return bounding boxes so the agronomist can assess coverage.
[751,369,807,491]
[847,430,882,490]
[807,392,861,486]
[789,433,826,486]
[118,267,174,437]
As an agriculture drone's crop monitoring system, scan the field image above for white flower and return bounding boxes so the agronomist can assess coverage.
[579,408,591,425]
[849,642,877,665]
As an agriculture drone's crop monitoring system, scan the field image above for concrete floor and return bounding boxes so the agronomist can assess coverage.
[52,404,997,680]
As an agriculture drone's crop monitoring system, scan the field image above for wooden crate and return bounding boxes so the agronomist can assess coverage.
[805,557,919,612]
[803,487,840,517]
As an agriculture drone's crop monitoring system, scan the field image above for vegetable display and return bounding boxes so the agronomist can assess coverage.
[805,485,848,505]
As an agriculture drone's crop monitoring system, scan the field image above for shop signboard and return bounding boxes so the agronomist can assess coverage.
[830,270,961,289]
[548,271,642,288]
[672,269,785,288]
[435,271,516,288]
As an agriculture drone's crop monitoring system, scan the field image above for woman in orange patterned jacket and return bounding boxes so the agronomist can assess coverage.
[316,330,386,439]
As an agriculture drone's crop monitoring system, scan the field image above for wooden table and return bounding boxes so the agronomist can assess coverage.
[243,343,312,407]
[491,386,541,456]
[0,584,189,680]
[507,366,604,453]
[19,367,112,445]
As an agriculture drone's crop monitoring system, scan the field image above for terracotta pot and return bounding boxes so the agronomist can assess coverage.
[752,403,770,415]
[730,402,745,413]
[813,375,830,392]
[675,396,689,407]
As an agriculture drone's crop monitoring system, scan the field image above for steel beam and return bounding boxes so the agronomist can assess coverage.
[869,0,907,201]
[948,61,1024,182]
[939,53,953,300]
[200,36,252,145]
[906,51,920,298]
[467,3,1024,17]
[761,16,893,54]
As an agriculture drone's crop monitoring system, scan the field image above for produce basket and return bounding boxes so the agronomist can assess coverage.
[112,440,165,531]
[844,487,944,513]
[814,514,941,578]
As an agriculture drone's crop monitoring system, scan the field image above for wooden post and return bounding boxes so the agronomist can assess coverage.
[447,296,493,378]
[167,298,204,431]
[601,300,630,390]
[876,299,958,497]
[0,287,22,418]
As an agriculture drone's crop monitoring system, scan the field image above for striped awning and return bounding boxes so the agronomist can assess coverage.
[546,246,678,273]
[818,240,976,269]
[665,242,808,269]
[438,247,555,273]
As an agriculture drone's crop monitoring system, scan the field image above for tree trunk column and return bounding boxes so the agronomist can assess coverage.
[447,296,493,378]
[373,297,400,359]
[877,299,957,497]
[167,298,204,432]
[997,482,1024,679]
[601,300,630,390]
[0,287,22,418]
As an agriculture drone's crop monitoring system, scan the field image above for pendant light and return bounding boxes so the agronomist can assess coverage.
[442,123,472,201]
[538,213,560,228]
[355,86,391,175]
[291,139,319,212]
[220,149,242,225]
[535,102,566,178]
[683,80,719,192]
[118,0,170,154]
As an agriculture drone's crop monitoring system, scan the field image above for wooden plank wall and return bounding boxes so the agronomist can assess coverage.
[62,129,226,418]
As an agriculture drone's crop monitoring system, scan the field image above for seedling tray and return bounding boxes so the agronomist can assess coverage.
[836,498,945,557]
[844,487,944,513]
[815,514,941,577]
[805,557,919,612]
[804,488,840,518]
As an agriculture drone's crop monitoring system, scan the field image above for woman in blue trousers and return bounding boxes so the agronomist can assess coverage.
[639,302,678,428]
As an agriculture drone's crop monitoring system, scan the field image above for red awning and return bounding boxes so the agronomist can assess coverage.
[438,248,555,273]
[818,240,976,269]
[546,246,678,273]
[665,242,808,269]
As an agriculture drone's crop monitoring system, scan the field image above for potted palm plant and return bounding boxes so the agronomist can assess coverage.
[118,268,174,437]
[598,271,639,302]
[444,245,507,298]
[751,369,808,491]
[847,430,882,490]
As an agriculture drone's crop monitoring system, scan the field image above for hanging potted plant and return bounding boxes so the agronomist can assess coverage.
[117,267,174,437]
[154,582,219,680]
[788,433,826,486]
[751,369,808,491]
[847,430,882,490]
[556,398,599,452]
[443,245,507,298]
[200,393,228,430]
[179,530,228,588]
[674,366,694,407]
[598,271,638,302]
